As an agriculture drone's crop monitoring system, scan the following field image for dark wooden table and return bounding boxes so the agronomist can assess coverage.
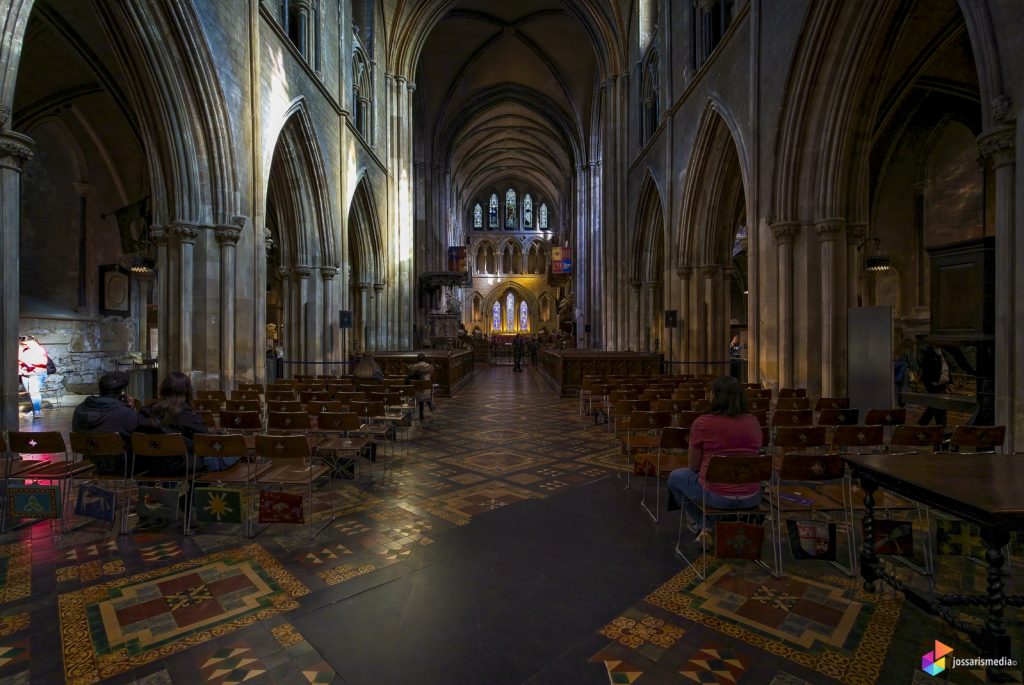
[842,452,1024,681]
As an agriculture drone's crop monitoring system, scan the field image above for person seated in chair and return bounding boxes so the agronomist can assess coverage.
[137,372,237,474]
[72,371,140,475]
[405,353,436,420]
[666,375,763,544]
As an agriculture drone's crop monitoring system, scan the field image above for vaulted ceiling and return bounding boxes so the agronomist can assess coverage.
[414,0,607,230]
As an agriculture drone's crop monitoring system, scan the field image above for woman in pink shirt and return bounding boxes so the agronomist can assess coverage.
[667,375,763,539]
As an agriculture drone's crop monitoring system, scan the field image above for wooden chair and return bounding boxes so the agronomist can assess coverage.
[776,397,810,411]
[675,454,776,580]
[267,412,311,433]
[193,398,221,414]
[299,390,331,404]
[197,410,218,430]
[219,410,264,434]
[676,410,704,429]
[129,432,196,533]
[779,388,807,398]
[640,427,689,522]
[197,390,227,404]
[268,400,303,414]
[266,390,297,403]
[771,409,814,429]
[889,425,943,453]
[949,425,1006,453]
[618,411,672,489]
[226,399,262,413]
[691,398,711,413]
[831,425,885,453]
[314,412,374,483]
[238,383,264,394]
[816,408,859,427]
[767,451,856,576]
[864,408,906,426]
[745,388,772,399]
[815,397,851,410]
[231,389,263,402]
[747,397,772,412]
[774,426,828,452]
[350,401,392,474]
[69,431,131,533]
[193,433,270,536]
[749,409,769,426]
[307,400,344,418]
[5,431,95,533]
[253,434,334,539]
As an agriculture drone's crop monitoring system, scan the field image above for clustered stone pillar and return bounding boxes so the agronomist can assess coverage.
[352,282,367,354]
[701,265,720,373]
[0,123,33,431]
[215,218,243,390]
[816,219,844,396]
[294,266,311,374]
[846,223,865,309]
[772,222,799,388]
[278,266,292,375]
[172,222,199,374]
[150,225,171,373]
[979,124,1017,448]
[320,266,337,368]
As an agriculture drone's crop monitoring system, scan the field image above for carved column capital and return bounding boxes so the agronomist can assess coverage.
[293,265,313,279]
[978,125,1015,168]
[149,226,169,246]
[373,282,385,293]
[214,224,242,245]
[846,223,867,246]
[277,266,291,279]
[815,219,845,241]
[629,279,642,291]
[675,265,692,280]
[0,130,34,166]
[171,221,199,244]
[771,222,800,245]
[698,265,720,279]
[320,266,339,280]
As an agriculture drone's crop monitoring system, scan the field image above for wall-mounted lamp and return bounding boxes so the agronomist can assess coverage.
[864,238,891,272]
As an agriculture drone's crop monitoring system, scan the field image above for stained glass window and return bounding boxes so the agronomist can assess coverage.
[539,203,549,229]
[506,293,515,332]
[489,194,498,228]
[505,188,517,229]
[519,301,528,332]
[523,194,533,229]
[473,203,482,228]
[492,302,501,331]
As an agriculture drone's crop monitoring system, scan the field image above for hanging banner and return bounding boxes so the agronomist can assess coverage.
[551,247,573,274]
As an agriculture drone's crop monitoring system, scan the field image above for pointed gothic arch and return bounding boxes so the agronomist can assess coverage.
[631,171,666,352]
[347,174,385,351]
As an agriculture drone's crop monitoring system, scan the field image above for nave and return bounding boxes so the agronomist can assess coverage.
[2,367,1022,684]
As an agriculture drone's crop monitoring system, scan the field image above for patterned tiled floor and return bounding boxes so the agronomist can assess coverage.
[4,366,1022,683]
[1,365,621,683]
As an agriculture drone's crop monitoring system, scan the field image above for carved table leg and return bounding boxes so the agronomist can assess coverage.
[860,476,879,593]
[981,525,1013,682]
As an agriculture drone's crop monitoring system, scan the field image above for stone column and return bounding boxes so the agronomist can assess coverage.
[846,223,865,309]
[172,222,198,374]
[644,281,658,354]
[295,0,309,59]
[353,282,368,354]
[0,126,33,431]
[628,279,642,350]
[979,125,1017,448]
[373,282,385,351]
[257,228,273,383]
[701,265,720,373]
[277,266,292,376]
[772,222,800,388]
[321,266,338,370]
[294,266,311,374]
[73,182,91,309]
[676,266,692,365]
[150,226,171,372]
[816,219,844,396]
[215,219,243,390]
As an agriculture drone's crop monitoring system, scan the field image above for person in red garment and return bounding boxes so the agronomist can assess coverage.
[666,375,763,544]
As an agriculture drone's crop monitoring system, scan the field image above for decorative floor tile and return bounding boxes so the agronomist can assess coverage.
[62,540,118,562]
[302,660,335,683]
[199,643,265,683]
[0,544,31,605]
[0,613,28,638]
[139,541,183,563]
[57,559,125,583]
[600,612,684,650]
[680,645,747,684]
[441,449,550,477]
[419,481,543,525]
[317,563,375,586]
[0,640,28,668]
[271,622,305,648]
[59,544,308,683]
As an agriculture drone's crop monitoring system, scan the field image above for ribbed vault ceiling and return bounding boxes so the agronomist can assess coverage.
[415,0,602,231]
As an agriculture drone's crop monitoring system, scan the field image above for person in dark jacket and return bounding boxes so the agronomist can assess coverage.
[71,371,139,474]
[138,372,237,473]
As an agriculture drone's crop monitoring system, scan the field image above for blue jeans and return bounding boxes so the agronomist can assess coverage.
[22,372,47,414]
[666,468,762,529]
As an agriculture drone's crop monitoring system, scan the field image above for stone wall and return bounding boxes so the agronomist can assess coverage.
[19,316,136,388]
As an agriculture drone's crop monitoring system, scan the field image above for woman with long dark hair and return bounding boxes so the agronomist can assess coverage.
[666,375,763,543]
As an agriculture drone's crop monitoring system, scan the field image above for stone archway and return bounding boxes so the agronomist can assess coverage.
[346,175,384,352]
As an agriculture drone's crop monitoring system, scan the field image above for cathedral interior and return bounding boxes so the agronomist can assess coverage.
[0,0,1023,683]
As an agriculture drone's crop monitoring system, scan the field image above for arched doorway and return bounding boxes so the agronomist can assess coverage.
[264,104,337,375]
[631,173,666,354]
[346,176,384,352]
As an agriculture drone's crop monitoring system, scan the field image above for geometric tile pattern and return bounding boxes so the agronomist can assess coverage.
[58,544,308,683]
[0,544,31,605]
[199,643,265,683]
[600,613,684,650]
[680,645,747,684]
